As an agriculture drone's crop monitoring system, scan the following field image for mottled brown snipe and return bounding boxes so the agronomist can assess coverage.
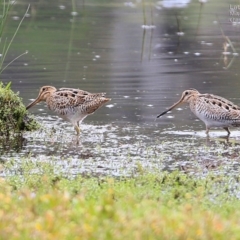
[26,86,111,135]
[157,89,240,136]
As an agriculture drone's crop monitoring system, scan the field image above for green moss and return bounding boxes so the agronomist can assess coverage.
[0,82,39,136]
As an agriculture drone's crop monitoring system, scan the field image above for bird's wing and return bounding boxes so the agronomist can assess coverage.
[200,93,240,110]
[198,93,240,121]
[58,88,106,97]
[58,88,91,95]
[47,90,109,115]
[47,91,87,114]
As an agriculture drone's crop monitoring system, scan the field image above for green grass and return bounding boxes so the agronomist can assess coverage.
[1,163,240,239]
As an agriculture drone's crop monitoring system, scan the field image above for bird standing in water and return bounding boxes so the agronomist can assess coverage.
[157,89,240,136]
[26,86,111,135]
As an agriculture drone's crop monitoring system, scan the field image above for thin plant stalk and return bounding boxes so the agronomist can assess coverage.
[0,0,11,38]
[0,50,28,73]
[0,3,30,73]
[148,1,154,61]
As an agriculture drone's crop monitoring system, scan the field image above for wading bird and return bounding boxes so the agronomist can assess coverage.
[26,86,111,135]
[157,89,240,136]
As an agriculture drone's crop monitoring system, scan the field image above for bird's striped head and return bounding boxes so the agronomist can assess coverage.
[26,86,57,110]
[157,89,200,118]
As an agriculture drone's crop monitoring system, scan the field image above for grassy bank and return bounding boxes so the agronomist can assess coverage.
[1,166,240,239]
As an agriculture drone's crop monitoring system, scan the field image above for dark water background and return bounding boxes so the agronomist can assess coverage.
[2,0,240,176]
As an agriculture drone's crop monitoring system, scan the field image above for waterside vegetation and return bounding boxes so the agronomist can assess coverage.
[1,165,240,239]
[0,2,39,137]
[0,82,39,136]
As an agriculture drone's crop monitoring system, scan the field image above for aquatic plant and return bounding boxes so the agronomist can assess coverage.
[0,1,30,73]
[0,2,39,139]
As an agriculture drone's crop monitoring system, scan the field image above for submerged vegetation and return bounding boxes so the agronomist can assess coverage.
[1,165,240,239]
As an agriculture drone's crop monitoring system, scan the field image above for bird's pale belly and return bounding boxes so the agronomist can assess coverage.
[193,111,232,128]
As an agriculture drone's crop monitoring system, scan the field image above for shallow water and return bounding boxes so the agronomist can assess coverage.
[1,0,240,176]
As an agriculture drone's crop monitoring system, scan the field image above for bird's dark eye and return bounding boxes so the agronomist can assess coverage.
[185,91,188,95]
[42,88,46,91]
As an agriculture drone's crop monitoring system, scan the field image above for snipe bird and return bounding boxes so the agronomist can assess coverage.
[157,89,240,136]
[26,86,111,135]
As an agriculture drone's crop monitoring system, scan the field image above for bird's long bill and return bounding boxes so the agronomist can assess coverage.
[26,97,41,110]
[156,97,184,118]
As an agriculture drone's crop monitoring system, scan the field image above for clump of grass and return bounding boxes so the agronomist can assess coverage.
[0,82,39,136]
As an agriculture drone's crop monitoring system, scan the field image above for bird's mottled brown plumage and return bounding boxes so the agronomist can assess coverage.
[26,86,111,135]
[157,89,240,136]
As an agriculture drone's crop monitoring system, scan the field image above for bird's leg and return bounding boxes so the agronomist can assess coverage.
[74,125,81,135]
[205,127,210,135]
[223,127,230,136]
